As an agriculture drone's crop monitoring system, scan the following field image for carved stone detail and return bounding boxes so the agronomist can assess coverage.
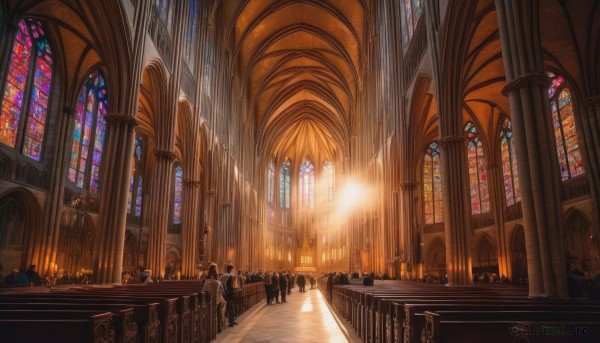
[501,72,551,96]
[104,113,139,129]
[154,149,177,161]
[439,135,465,148]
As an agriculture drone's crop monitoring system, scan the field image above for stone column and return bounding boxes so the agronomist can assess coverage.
[145,149,175,278]
[399,181,418,280]
[440,135,473,286]
[496,0,567,297]
[181,178,201,278]
[488,162,510,278]
[29,107,75,275]
[578,97,600,257]
[93,114,138,284]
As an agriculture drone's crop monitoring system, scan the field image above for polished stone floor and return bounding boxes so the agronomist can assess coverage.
[214,287,362,343]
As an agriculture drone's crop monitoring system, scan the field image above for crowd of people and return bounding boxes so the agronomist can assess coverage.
[3,264,42,285]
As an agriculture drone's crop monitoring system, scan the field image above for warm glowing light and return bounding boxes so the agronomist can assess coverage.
[337,180,364,214]
[300,297,314,312]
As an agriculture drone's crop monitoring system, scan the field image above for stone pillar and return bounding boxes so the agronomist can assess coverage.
[440,135,473,286]
[578,97,600,256]
[145,149,175,278]
[93,114,138,284]
[181,178,201,277]
[488,162,510,278]
[399,182,418,280]
[496,0,567,297]
[30,107,75,275]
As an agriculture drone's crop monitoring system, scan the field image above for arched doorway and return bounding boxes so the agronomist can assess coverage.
[510,225,527,281]
[56,210,95,276]
[0,190,40,272]
[122,230,138,274]
[165,249,181,280]
[424,238,446,279]
[472,235,498,275]
[564,211,599,275]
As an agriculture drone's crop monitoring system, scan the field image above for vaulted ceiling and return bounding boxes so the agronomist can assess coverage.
[221,0,370,164]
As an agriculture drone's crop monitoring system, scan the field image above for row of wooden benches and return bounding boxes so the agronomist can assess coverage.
[318,279,600,343]
[0,280,265,343]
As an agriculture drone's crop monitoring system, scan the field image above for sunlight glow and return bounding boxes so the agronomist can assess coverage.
[300,297,314,312]
[338,180,364,214]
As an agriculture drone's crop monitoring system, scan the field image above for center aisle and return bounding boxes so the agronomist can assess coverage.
[214,287,362,343]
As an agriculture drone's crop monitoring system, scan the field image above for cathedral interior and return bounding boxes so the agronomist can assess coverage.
[1,0,600,341]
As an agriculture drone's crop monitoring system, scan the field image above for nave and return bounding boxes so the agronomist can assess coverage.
[214,286,360,343]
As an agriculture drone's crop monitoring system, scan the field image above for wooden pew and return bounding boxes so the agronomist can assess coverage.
[0,310,115,343]
[422,310,600,343]
[0,303,137,343]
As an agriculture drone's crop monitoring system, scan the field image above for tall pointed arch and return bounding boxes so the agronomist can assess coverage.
[423,141,443,224]
[67,70,108,193]
[465,122,490,214]
[547,72,584,181]
[299,160,315,209]
[279,160,291,209]
[0,19,54,161]
[500,118,520,206]
[323,161,335,206]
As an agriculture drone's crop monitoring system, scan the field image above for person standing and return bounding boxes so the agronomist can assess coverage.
[221,265,238,327]
[271,272,280,303]
[263,270,273,305]
[202,264,227,329]
[279,271,288,303]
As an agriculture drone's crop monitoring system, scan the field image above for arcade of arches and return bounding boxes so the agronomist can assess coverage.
[0,0,599,298]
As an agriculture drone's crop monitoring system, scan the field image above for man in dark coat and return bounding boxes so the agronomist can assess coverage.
[279,272,288,303]
[271,272,280,303]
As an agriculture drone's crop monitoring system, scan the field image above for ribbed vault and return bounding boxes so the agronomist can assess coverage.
[220,0,370,162]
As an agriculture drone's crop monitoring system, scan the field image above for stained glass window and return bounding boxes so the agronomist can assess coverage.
[500,118,520,206]
[184,0,198,70]
[173,165,183,225]
[280,160,291,209]
[465,122,490,214]
[67,70,108,193]
[0,19,53,161]
[323,161,335,206]
[423,142,443,224]
[401,0,425,49]
[127,136,144,218]
[300,160,315,209]
[548,73,585,181]
[155,0,169,22]
[268,161,274,204]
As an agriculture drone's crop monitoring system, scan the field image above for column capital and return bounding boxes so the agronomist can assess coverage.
[502,73,551,97]
[183,179,201,187]
[439,135,465,148]
[104,113,139,129]
[399,181,419,190]
[154,149,177,161]
[582,95,600,106]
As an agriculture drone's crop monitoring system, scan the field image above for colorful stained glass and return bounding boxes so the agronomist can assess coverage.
[1,19,54,159]
[500,118,520,206]
[280,160,291,209]
[127,164,135,215]
[0,19,34,148]
[67,70,108,192]
[135,178,143,217]
[268,162,274,205]
[128,137,144,217]
[465,122,490,214]
[548,83,585,181]
[173,165,183,225]
[300,160,315,209]
[184,0,198,69]
[424,142,443,224]
[155,0,169,22]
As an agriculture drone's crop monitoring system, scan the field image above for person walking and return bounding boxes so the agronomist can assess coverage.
[271,272,280,304]
[263,270,273,305]
[279,271,288,303]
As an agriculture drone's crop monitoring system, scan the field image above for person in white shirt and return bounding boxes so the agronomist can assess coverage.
[202,264,226,328]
